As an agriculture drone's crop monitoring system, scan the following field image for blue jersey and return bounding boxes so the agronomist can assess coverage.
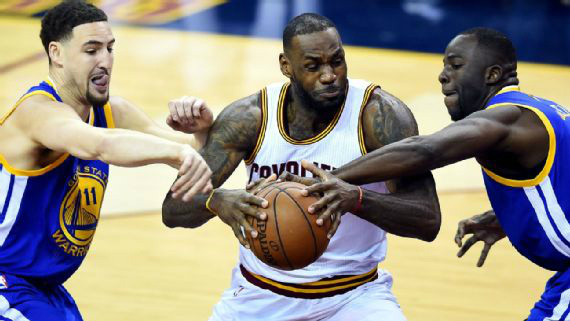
[0,80,114,284]
[482,86,570,271]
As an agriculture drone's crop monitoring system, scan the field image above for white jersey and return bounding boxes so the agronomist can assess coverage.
[242,79,388,283]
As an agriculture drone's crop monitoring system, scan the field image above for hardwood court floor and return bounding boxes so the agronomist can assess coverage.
[65,191,552,321]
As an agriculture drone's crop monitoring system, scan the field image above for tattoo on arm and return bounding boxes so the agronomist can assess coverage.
[162,93,262,228]
[361,88,418,152]
[355,88,442,241]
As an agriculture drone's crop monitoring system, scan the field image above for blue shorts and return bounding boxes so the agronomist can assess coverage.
[529,267,570,320]
[0,273,82,321]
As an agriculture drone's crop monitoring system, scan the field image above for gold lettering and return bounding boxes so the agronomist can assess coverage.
[59,241,69,252]
[53,230,91,256]
[52,229,67,243]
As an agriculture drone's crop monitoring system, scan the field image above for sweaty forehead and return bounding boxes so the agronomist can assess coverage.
[70,21,114,44]
[290,28,342,57]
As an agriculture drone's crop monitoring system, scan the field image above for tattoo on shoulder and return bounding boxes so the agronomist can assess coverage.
[201,93,262,187]
[362,88,419,151]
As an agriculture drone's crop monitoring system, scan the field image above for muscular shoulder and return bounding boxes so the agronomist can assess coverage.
[108,95,128,110]
[206,91,262,152]
[107,96,138,127]
[361,87,419,151]
[8,95,76,130]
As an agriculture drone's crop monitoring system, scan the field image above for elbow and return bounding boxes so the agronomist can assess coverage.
[161,210,178,229]
[419,207,442,242]
[161,195,207,229]
[161,195,182,228]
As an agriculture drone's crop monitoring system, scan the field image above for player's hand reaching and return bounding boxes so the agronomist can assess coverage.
[208,188,268,249]
[296,160,359,239]
[167,96,214,134]
[246,174,278,195]
[454,210,507,267]
[278,171,319,187]
[170,145,213,201]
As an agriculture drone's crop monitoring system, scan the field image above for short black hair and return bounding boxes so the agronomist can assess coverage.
[459,27,517,66]
[283,13,337,52]
[40,0,107,57]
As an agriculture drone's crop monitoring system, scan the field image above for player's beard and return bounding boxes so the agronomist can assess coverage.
[86,86,109,107]
[291,81,346,112]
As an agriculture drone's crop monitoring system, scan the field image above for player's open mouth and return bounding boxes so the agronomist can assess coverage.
[90,74,109,91]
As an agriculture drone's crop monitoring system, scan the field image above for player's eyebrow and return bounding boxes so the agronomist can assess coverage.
[304,48,342,60]
[443,53,462,62]
[82,38,116,47]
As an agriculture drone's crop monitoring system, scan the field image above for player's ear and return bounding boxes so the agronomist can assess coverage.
[485,65,502,85]
[48,41,64,67]
[279,53,292,78]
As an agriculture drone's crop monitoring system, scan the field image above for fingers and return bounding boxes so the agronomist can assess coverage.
[201,181,213,194]
[301,159,330,181]
[246,174,277,194]
[457,236,479,258]
[168,100,181,123]
[231,223,250,249]
[177,96,192,124]
[172,153,212,200]
[191,98,205,118]
[327,212,342,239]
[168,96,206,125]
[238,202,267,221]
[278,171,316,188]
[454,222,466,247]
[238,216,258,238]
[170,152,195,193]
[304,180,334,196]
[477,243,492,267]
[308,193,332,214]
[246,193,269,209]
[181,168,212,202]
[315,203,337,227]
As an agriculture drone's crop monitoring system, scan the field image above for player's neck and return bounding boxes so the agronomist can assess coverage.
[287,89,338,138]
[48,71,91,122]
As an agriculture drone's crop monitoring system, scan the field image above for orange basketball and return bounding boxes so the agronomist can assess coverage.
[246,181,331,270]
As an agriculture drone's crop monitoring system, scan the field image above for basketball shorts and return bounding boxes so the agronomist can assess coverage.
[0,273,82,321]
[209,266,406,321]
[529,267,570,320]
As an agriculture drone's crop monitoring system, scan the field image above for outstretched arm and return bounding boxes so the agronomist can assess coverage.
[13,96,212,200]
[20,96,203,169]
[162,94,268,247]
[332,104,515,185]
[307,89,441,241]
[108,96,213,150]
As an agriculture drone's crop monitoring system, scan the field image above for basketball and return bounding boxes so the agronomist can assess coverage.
[246,181,331,270]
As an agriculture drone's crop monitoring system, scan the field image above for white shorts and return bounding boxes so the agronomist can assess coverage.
[209,266,406,321]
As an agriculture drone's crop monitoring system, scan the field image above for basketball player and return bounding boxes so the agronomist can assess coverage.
[298,27,570,320]
[163,13,441,320]
[0,1,213,320]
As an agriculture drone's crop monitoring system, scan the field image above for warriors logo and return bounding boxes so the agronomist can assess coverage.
[53,167,107,257]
